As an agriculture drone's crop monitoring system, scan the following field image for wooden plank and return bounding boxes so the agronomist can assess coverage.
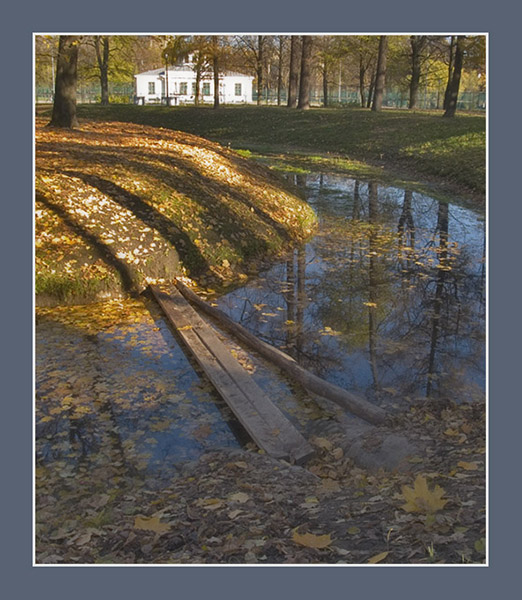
[150,285,314,464]
[175,279,387,426]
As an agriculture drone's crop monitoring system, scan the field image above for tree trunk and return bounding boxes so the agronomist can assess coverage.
[297,36,313,110]
[372,36,388,112]
[256,35,264,105]
[194,67,201,106]
[443,36,456,111]
[359,61,366,107]
[287,36,300,108]
[95,36,110,106]
[367,68,376,108]
[443,36,464,118]
[322,62,328,107]
[212,36,220,109]
[409,35,426,110]
[277,36,284,106]
[49,35,80,128]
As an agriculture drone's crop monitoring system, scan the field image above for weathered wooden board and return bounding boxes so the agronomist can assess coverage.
[174,279,387,426]
[150,285,314,464]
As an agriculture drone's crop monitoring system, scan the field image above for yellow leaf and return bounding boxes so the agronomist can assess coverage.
[292,528,332,549]
[228,492,250,504]
[134,515,170,534]
[368,551,389,564]
[444,428,459,436]
[312,436,333,451]
[400,475,448,514]
[457,461,479,471]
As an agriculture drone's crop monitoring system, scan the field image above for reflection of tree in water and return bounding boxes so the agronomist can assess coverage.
[426,200,449,397]
[219,175,485,405]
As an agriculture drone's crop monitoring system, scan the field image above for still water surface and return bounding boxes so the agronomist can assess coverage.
[35,174,485,477]
[217,174,486,406]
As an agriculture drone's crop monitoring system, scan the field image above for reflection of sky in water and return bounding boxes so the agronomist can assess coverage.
[35,311,241,481]
[217,174,485,406]
[35,174,486,481]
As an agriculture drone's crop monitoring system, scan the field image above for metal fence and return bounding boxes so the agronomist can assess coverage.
[36,83,135,104]
[36,83,485,111]
[253,88,486,111]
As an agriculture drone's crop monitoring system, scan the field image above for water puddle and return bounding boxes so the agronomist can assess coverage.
[35,300,241,483]
[35,173,486,484]
[217,174,486,408]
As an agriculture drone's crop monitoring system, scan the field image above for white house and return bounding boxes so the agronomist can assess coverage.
[134,58,254,106]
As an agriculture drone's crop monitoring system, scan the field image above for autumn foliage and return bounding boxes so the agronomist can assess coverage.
[35,119,317,304]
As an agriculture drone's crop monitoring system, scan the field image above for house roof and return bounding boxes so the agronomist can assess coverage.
[135,66,253,79]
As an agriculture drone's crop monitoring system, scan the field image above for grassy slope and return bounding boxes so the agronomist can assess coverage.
[35,118,317,305]
[64,104,486,199]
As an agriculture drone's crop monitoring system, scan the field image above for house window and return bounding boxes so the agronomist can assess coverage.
[180,82,187,95]
[192,82,197,95]
[202,82,211,96]
[235,83,242,96]
[148,82,155,95]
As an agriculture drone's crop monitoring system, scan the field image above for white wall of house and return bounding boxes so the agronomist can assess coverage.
[135,67,253,105]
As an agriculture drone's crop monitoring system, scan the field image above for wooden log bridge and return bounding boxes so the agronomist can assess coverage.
[149,285,315,465]
[174,279,387,426]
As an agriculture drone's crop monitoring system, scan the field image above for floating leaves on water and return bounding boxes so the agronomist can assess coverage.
[400,475,448,514]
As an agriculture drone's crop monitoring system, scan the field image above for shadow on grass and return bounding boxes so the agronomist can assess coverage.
[38,137,293,250]
[57,169,211,278]
[36,191,139,295]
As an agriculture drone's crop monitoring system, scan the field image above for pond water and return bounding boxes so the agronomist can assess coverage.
[217,174,486,408]
[35,173,486,482]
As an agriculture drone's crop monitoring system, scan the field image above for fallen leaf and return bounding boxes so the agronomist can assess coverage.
[195,498,224,510]
[292,528,332,549]
[400,475,448,514]
[312,436,333,451]
[368,551,389,564]
[229,492,250,504]
[457,461,479,471]
[134,515,170,534]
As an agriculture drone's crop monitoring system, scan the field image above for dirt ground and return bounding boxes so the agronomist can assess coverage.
[36,398,485,565]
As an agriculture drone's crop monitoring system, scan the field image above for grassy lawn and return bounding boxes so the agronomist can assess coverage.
[56,104,487,198]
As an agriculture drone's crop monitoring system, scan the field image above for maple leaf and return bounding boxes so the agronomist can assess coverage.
[400,475,448,514]
[292,528,332,549]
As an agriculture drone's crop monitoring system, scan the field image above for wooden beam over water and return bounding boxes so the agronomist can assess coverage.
[174,279,387,426]
[150,285,315,465]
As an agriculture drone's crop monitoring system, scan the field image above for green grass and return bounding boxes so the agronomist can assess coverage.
[55,104,486,198]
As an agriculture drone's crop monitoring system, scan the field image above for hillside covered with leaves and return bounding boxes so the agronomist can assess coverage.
[35,119,317,305]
